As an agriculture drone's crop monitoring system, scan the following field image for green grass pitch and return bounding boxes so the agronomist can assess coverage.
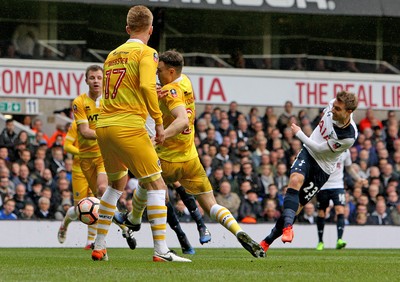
[2,248,399,281]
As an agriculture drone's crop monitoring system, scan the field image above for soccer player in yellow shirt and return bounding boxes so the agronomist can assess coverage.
[92,5,190,262]
[71,65,136,255]
[153,50,265,258]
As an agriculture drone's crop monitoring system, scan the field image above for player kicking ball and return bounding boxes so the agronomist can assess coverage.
[260,91,359,252]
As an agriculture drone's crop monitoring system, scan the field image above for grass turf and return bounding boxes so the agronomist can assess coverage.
[1,248,399,281]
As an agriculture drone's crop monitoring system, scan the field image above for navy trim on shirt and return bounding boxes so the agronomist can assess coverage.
[334,124,356,140]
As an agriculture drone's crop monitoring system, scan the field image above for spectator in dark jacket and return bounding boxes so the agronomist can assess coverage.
[367,200,393,225]
[35,196,55,219]
[237,162,263,198]
[238,189,263,223]
[0,119,18,160]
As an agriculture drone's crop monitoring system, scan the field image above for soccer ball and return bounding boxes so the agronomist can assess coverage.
[76,197,100,225]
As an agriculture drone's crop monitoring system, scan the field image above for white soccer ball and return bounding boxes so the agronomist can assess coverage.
[76,197,100,225]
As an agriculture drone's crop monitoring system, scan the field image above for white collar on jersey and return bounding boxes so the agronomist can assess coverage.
[172,75,183,84]
[126,38,144,44]
[95,95,101,108]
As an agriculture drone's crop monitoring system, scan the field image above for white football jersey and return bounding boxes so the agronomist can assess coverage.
[304,99,358,174]
[321,150,352,190]
[145,115,156,137]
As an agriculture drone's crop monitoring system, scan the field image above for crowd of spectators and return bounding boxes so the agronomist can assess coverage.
[1,102,400,228]
[2,38,399,75]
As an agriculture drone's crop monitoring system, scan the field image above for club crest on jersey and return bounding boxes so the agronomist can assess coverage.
[332,142,341,149]
[170,89,177,98]
[153,52,159,62]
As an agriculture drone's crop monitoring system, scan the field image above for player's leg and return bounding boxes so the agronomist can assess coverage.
[280,150,312,243]
[141,177,190,262]
[333,189,347,249]
[80,158,103,250]
[57,205,77,244]
[282,149,330,244]
[91,127,129,261]
[173,181,211,244]
[166,200,195,254]
[197,192,264,258]
[91,166,136,250]
[92,173,127,261]
[180,158,264,258]
[58,168,94,248]
[281,172,304,243]
[122,184,148,229]
[260,216,284,251]
[316,190,329,251]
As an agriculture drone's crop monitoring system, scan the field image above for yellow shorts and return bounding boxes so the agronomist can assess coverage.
[71,169,93,205]
[160,157,213,195]
[80,155,106,194]
[96,126,162,182]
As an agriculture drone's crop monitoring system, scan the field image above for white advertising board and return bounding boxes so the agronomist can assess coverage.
[1,59,399,110]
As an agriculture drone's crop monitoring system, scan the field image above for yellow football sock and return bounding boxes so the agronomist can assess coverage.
[210,204,242,236]
[94,187,122,248]
[147,190,169,254]
[129,185,147,225]
[87,224,97,245]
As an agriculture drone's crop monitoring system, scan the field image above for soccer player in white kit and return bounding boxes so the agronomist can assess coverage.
[260,91,359,252]
[315,150,368,250]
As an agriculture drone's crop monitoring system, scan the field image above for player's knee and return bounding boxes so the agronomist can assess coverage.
[141,174,165,190]
[198,196,214,215]
[288,173,304,189]
[335,206,345,214]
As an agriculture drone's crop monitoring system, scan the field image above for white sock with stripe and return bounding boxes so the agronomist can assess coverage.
[94,187,122,250]
[128,185,147,225]
[147,190,169,255]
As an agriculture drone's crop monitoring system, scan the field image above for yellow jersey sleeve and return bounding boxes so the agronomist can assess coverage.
[156,74,198,162]
[73,95,88,126]
[64,121,83,173]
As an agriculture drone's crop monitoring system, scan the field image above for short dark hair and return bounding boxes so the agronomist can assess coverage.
[159,50,184,74]
[85,65,103,80]
[336,91,358,111]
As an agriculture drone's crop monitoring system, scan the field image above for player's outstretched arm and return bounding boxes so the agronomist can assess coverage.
[164,105,189,139]
[291,123,331,153]
[345,165,368,186]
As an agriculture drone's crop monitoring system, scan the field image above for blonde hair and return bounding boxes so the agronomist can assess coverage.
[126,5,153,32]
[336,91,358,111]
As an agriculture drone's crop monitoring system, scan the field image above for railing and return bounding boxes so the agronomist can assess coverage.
[54,114,73,127]
[181,53,400,74]
[5,38,400,74]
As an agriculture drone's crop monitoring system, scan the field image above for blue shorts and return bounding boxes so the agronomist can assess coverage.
[316,188,346,210]
[290,148,330,206]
